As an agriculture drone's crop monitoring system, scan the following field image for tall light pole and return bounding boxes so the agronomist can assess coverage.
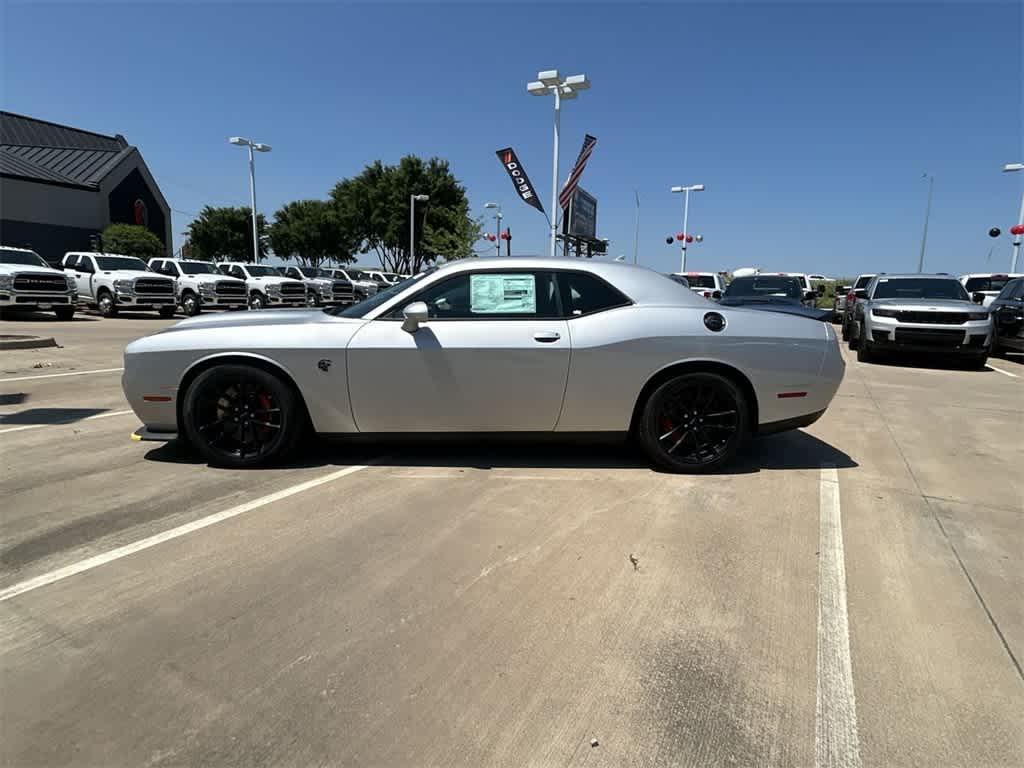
[633,189,640,264]
[917,173,934,273]
[527,70,591,258]
[484,202,503,258]
[228,137,271,262]
[1003,163,1024,272]
[409,194,429,270]
[670,184,705,272]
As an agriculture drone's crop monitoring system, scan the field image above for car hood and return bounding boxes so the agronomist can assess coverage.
[0,263,66,276]
[719,297,832,321]
[870,298,976,310]
[190,275,245,284]
[82,269,169,280]
[159,309,350,332]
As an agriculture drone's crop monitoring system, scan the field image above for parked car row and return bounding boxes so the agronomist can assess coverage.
[0,247,407,320]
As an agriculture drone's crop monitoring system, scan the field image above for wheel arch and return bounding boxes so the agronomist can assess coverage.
[629,359,760,436]
[176,353,311,432]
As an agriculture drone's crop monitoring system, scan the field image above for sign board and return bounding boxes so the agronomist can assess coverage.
[565,187,597,239]
[469,273,536,314]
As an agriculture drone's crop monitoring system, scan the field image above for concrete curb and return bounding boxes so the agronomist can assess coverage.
[0,335,59,351]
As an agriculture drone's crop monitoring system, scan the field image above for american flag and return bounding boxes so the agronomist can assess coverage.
[559,134,597,210]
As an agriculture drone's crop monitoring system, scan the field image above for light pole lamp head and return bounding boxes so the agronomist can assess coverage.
[690,184,706,192]
[484,202,499,209]
[252,143,272,153]
[412,194,429,202]
[229,136,250,146]
[527,81,549,96]
[565,74,590,91]
[537,70,560,86]
[1003,163,1024,173]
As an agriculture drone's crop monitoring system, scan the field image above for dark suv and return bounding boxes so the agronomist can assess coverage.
[989,277,1024,355]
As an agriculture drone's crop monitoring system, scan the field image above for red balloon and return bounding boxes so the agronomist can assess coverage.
[1012,224,1024,236]
[685,235,694,243]
[676,232,685,241]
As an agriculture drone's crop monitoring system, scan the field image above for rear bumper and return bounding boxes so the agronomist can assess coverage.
[757,409,826,436]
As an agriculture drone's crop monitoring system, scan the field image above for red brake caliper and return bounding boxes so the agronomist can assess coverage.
[257,393,273,435]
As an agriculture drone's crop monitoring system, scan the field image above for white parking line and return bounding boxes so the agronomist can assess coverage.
[0,367,124,383]
[816,465,862,768]
[0,462,378,603]
[986,364,1019,378]
[0,409,134,435]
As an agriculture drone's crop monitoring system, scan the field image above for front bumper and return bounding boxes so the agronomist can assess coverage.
[864,316,992,354]
[115,292,176,306]
[0,291,76,307]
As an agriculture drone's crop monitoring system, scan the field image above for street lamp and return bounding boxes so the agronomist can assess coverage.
[228,137,271,262]
[527,69,591,258]
[1003,163,1024,272]
[917,173,934,273]
[410,194,429,268]
[670,183,706,272]
[484,202,503,257]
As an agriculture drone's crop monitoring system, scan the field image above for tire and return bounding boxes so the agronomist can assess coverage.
[249,292,266,310]
[856,339,873,363]
[965,355,988,370]
[182,364,306,468]
[637,371,749,473]
[158,306,177,319]
[181,292,201,317]
[840,318,850,341]
[848,321,860,350]
[97,290,118,318]
[54,306,75,321]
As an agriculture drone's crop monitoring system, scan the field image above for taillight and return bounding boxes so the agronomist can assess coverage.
[703,291,712,298]
[846,292,856,303]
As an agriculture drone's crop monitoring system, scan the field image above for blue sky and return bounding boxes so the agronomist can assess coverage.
[3,1,1021,277]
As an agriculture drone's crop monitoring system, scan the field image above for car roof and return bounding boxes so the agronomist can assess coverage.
[959,272,1022,279]
[66,251,132,258]
[871,273,959,280]
[0,245,40,254]
[428,257,709,307]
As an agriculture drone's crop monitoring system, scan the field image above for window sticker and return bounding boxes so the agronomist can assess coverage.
[470,274,536,314]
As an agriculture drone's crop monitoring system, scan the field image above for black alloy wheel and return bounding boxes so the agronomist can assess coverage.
[182,365,304,468]
[182,292,201,316]
[639,372,748,473]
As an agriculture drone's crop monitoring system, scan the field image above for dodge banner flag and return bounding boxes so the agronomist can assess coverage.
[496,147,545,214]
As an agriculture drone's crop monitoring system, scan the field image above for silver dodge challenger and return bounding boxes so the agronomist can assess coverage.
[123,258,844,472]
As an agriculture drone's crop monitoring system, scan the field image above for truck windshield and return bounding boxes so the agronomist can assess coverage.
[872,278,969,300]
[96,256,150,271]
[683,275,717,289]
[244,265,282,277]
[179,262,223,275]
[0,249,48,267]
[302,268,332,278]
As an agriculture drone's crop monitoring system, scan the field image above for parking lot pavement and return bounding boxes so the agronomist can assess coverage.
[1,321,1021,767]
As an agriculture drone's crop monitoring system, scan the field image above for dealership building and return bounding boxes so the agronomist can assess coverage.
[0,111,171,265]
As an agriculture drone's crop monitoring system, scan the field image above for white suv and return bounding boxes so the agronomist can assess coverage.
[62,251,176,317]
[959,273,1023,308]
[672,271,726,299]
[148,258,248,315]
[280,265,355,306]
[216,262,308,309]
[0,246,77,320]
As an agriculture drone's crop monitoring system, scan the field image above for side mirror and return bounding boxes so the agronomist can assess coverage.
[711,290,722,300]
[805,290,817,299]
[971,292,985,304]
[401,301,428,333]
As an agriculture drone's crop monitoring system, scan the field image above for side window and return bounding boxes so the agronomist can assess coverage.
[231,266,245,279]
[557,271,631,317]
[79,256,94,273]
[284,267,297,279]
[152,261,166,275]
[390,271,559,319]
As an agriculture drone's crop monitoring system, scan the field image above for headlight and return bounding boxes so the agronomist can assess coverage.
[0,275,13,291]
[65,275,76,290]
[872,307,898,318]
[114,279,134,293]
[199,282,216,295]
[967,311,989,321]
[267,283,282,295]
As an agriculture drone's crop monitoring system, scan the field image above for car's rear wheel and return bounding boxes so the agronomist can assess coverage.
[840,318,850,341]
[182,364,305,468]
[97,290,117,318]
[848,322,860,350]
[637,372,749,473]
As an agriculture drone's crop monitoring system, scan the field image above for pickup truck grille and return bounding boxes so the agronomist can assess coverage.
[895,311,968,325]
[280,281,306,298]
[12,273,68,292]
[332,281,354,296]
[893,328,966,347]
[215,281,246,297]
[134,278,174,295]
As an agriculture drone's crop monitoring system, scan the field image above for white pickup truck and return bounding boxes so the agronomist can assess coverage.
[148,258,248,315]
[0,246,78,320]
[61,252,176,318]
[279,265,355,306]
[216,262,308,309]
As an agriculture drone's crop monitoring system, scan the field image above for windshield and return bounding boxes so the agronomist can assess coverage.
[96,256,150,271]
[872,278,969,301]
[301,267,332,278]
[179,262,223,275]
[683,275,717,289]
[0,249,48,267]
[244,265,283,277]
[326,269,434,318]
[348,270,370,280]
[724,276,802,299]
[382,273,401,281]
[666,274,690,288]
[854,274,875,289]
[964,276,1014,293]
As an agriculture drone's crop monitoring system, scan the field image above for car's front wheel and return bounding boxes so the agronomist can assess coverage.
[181,292,201,316]
[249,292,266,310]
[97,290,117,318]
[637,372,749,473]
[182,364,305,468]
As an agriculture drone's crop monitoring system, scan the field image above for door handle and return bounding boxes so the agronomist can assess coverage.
[533,331,561,343]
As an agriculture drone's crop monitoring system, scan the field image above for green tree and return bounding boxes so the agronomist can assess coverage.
[268,199,355,268]
[100,223,165,260]
[331,155,481,273]
[185,206,268,262]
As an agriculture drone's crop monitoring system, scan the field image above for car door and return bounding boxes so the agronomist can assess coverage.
[994,280,1024,345]
[346,269,570,432]
[72,256,95,299]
